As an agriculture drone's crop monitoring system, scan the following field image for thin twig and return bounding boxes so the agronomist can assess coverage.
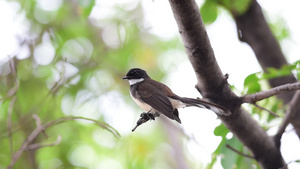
[242,82,300,103]
[275,91,300,144]
[7,57,19,98]
[33,114,42,128]
[25,135,62,151]
[253,103,279,117]
[7,115,46,169]
[279,159,300,169]
[226,144,255,159]
[48,62,65,95]
[6,58,19,158]
[42,116,121,138]
[7,96,17,158]
[7,115,120,169]
[33,114,48,138]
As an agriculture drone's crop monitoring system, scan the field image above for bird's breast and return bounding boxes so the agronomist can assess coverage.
[130,91,152,111]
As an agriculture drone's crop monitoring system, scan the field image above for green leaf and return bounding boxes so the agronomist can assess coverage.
[262,63,298,80]
[208,123,230,168]
[214,123,230,137]
[211,124,258,169]
[200,1,219,24]
[295,159,300,163]
[216,0,251,15]
[269,18,290,41]
[243,73,261,94]
[232,0,251,14]
[221,137,243,169]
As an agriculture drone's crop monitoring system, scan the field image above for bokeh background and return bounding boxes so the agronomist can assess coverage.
[0,0,300,168]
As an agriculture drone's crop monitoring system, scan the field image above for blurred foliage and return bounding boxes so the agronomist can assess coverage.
[209,124,260,169]
[222,60,300,168]
[1,0,298,169]
[0,0,186,169]
[200,0,252,25]
[243,73,261,94]
[243,61,300,127]
[200,1,219,24]
[216,0,251,15]
[269,18,290,41]
[212,61,299,168]
[243,60,300,95]
[263,61,300,80]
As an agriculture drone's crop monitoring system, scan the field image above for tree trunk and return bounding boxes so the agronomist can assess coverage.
[168,0,286,168]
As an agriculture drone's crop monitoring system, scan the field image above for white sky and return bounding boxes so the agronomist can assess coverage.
[1,0,300,168]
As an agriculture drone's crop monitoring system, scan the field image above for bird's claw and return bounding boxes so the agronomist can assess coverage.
[140,112,155,120]
[132,112,156,132]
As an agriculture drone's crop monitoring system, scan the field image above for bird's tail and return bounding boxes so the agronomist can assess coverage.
[172,96,231,116]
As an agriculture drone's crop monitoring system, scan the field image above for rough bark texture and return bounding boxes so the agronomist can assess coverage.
[168,0,285,168]
[233,0,300,139]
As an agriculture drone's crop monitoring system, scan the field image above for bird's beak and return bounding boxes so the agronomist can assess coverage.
[122,76,129,80]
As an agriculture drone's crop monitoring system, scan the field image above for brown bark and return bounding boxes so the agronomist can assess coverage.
[233,0,300,139]
[234,0,296,103]
[168,0,285,168]
[242,82,300,103]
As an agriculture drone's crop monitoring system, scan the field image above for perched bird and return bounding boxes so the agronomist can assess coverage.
[123,68,231,124]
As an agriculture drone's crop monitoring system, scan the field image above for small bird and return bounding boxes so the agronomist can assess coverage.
[123,68,231,125]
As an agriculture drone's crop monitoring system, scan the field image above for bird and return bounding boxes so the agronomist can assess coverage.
[122,68,231,125]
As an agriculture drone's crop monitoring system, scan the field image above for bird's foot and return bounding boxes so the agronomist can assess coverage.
[132,112,156,132]
[140,112,155,121]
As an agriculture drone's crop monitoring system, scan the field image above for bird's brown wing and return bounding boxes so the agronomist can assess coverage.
[138,82,175,120]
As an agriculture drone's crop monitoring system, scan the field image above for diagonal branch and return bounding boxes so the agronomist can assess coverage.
[226,144,255,159]
[7,115,120,169]
[7,96,17,158]
[253,103,279,117]
[25,135,62,151]
[275,91,300,147]
[7,115,47,169]
[241,82,300,103]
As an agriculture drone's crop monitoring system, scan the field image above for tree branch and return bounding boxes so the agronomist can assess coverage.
[25,135,62,151]
[7,115,120,169]
[279,159,300,169]
[7,57,19,98]
[168,0,285,168]
[253,103,279,117]
[275,91,300,147]
[233,0,296,103]
[7,96,17,158]
[169,0,227,102]
[7,115,46,169]
[226,144,255,159]
[6,58,18,159]
[241,82,300,103]
[233,0,300,139]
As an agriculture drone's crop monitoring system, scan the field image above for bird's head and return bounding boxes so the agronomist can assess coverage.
[122,68,150,80]
[122,68,150,85]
